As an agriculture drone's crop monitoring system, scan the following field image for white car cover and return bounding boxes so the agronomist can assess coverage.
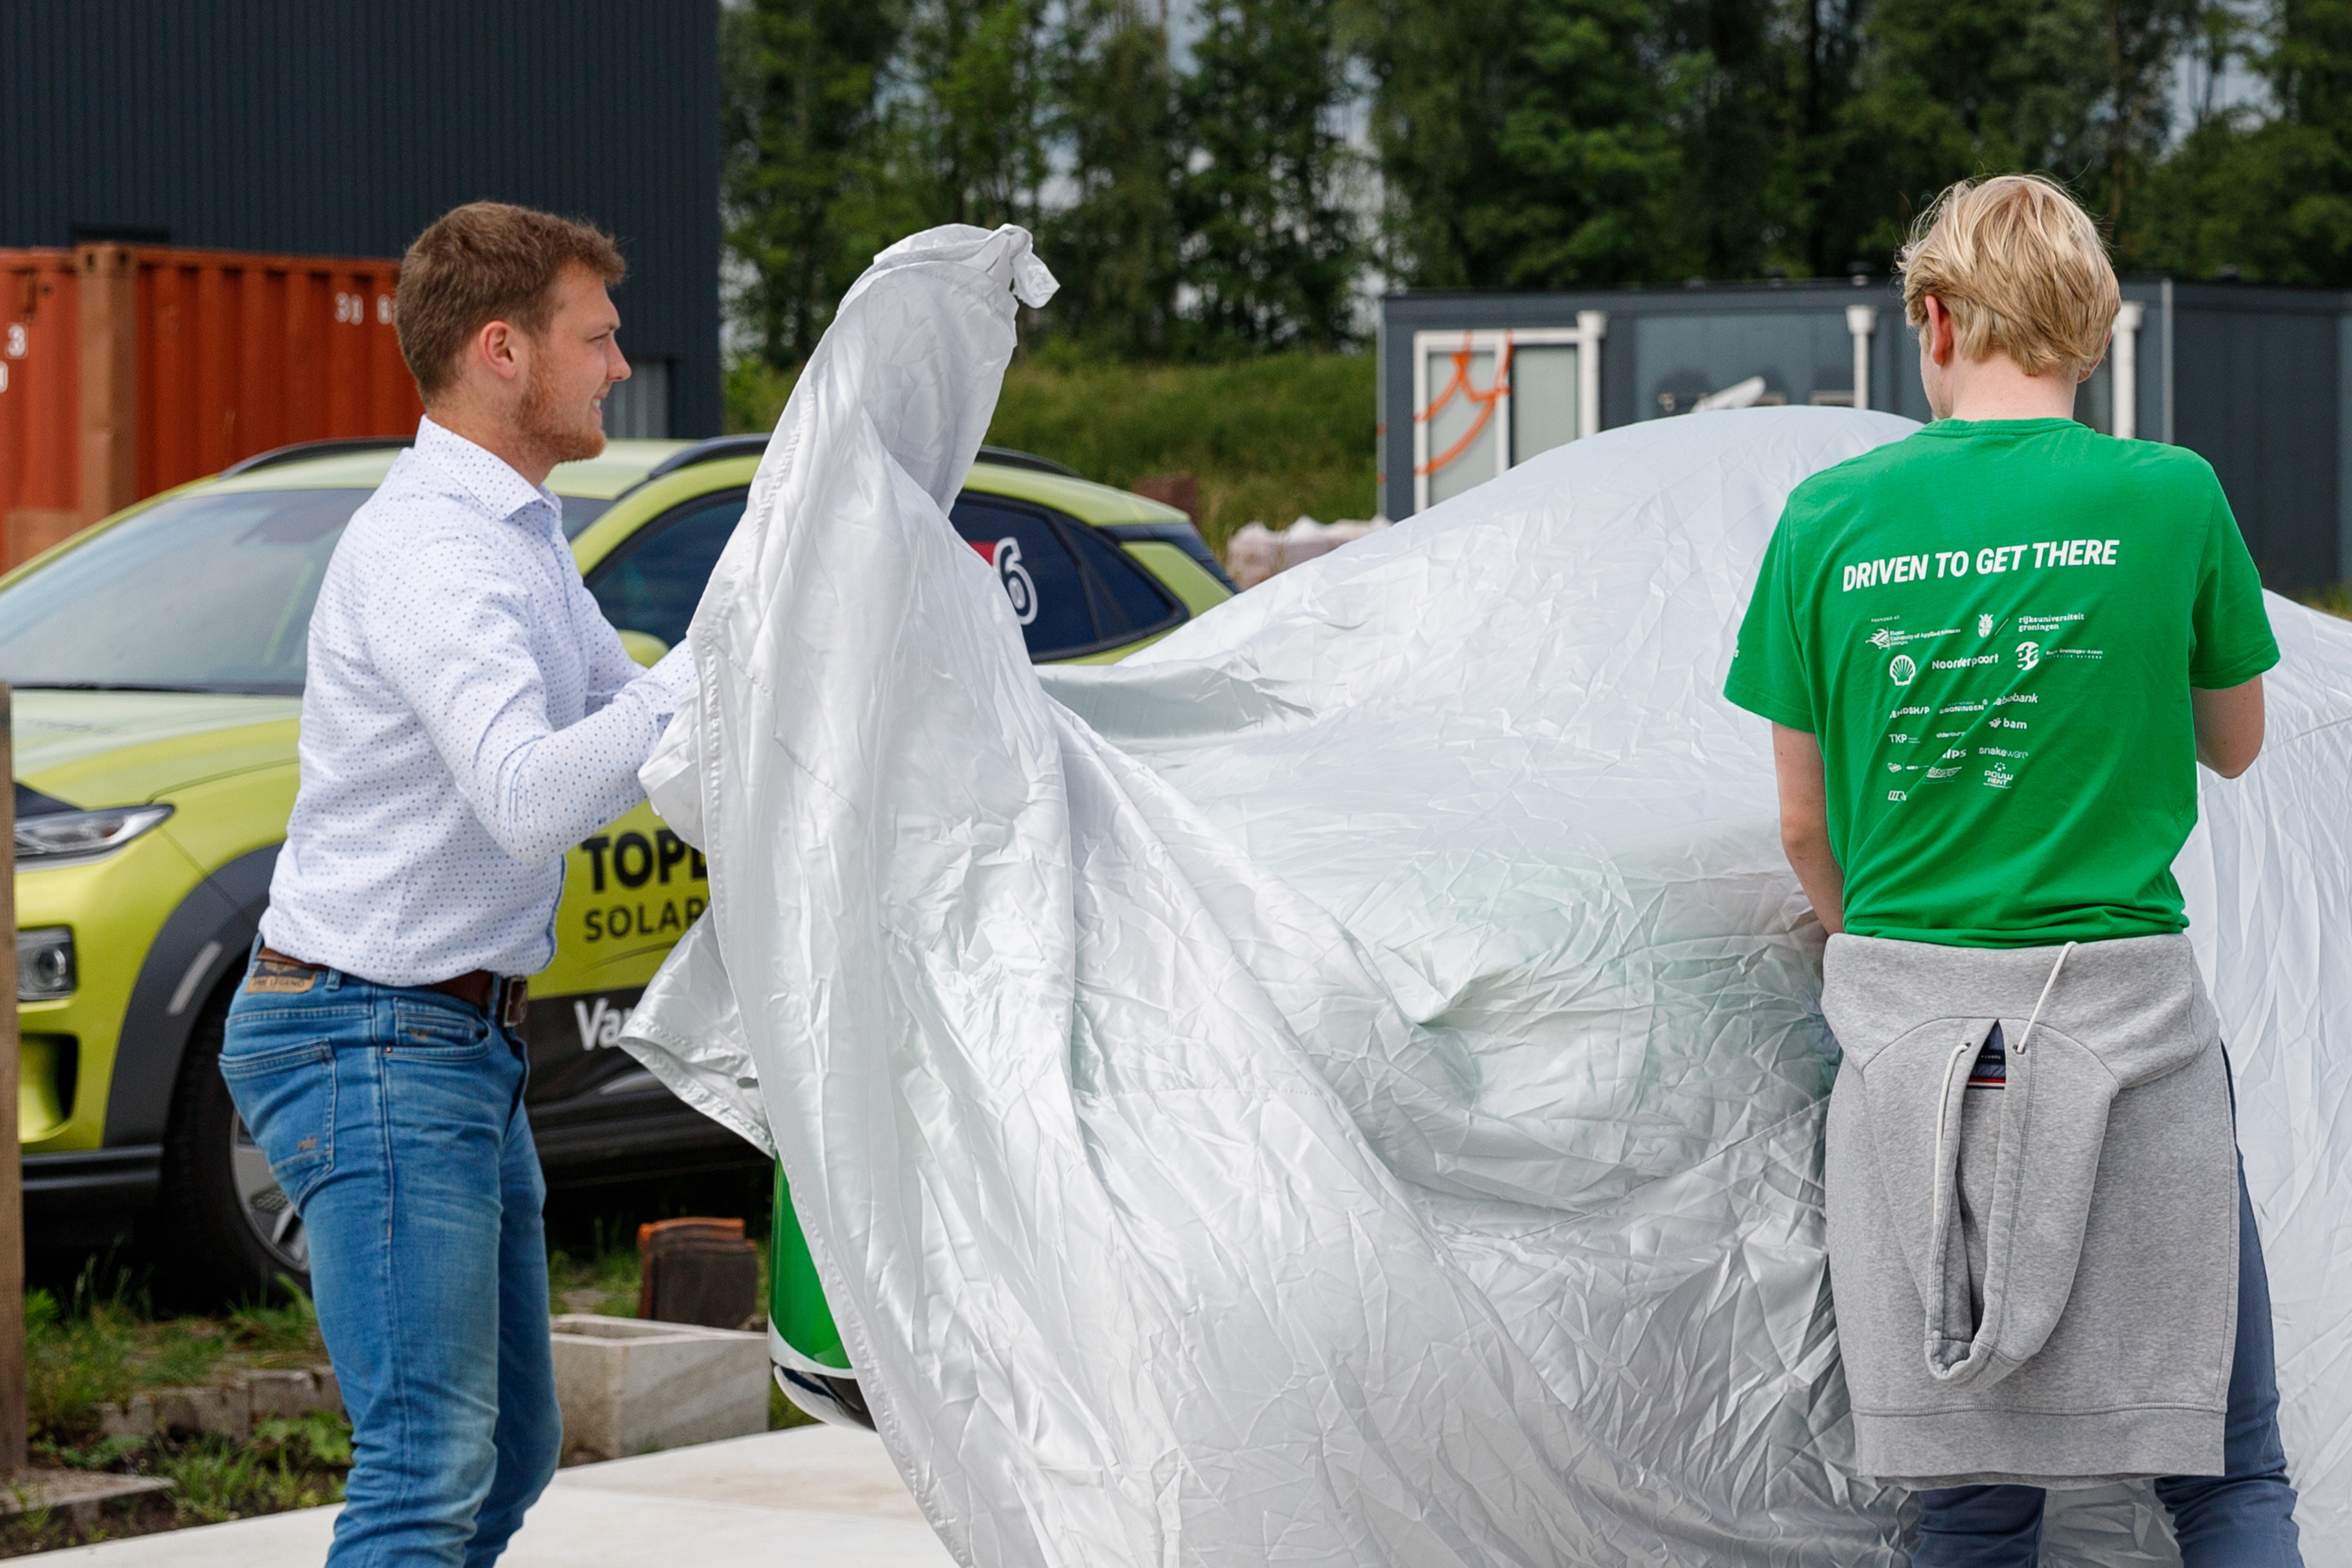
[620,223,2352,1566]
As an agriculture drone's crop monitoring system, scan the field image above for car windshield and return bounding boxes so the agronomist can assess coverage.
[0,488,366,696]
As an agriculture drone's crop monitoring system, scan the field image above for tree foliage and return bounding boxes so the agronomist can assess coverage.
[1176,0,1359,349]
[720,0,2352,370]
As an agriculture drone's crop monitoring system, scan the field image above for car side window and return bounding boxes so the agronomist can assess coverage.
[585,492,747,650]
[1058,518,1183,641]
[948,497,1097,660]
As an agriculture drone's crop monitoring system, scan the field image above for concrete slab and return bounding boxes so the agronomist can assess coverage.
[0,1470,174,1525]
[25,1426,951,1566]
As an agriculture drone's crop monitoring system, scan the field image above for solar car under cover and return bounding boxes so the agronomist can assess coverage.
[620,223,2352,1566]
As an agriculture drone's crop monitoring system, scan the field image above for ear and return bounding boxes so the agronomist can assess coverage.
[471,318,530,386]
[1923,296,1956,367]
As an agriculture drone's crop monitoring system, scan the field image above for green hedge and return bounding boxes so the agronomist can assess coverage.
[726,349,1378,555]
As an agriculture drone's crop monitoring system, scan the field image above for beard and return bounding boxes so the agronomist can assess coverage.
[518,362,609,467]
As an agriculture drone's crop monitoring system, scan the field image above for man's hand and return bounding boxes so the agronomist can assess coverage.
[1771,723,1846,937]
[2193,676,2264,779]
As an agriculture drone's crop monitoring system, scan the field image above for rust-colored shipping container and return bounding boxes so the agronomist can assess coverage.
[0,243,422,569]
[0,250,84,568]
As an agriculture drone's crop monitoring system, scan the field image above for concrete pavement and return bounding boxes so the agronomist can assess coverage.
[30,1425,955,1566]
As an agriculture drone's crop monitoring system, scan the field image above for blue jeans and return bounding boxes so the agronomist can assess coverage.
[222,957,561,1567]
[1912,1160,2302,1565]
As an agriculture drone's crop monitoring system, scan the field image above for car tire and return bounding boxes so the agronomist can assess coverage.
[155,983,313,1307]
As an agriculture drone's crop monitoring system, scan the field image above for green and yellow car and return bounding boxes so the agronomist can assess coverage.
[0,434,1231,1303]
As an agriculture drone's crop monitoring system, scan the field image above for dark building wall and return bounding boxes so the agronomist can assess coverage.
[2168,286,2344,591]
[0,0,721,436]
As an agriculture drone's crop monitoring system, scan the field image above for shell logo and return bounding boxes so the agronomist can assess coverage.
[1889,654,1918,686]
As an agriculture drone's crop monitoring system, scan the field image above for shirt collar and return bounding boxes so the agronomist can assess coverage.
[412,415,562,526]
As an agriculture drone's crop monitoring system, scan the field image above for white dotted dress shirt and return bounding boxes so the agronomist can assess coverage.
[262,416,695,987]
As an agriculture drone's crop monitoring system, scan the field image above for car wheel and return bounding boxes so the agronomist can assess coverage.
[156,984,313,1306]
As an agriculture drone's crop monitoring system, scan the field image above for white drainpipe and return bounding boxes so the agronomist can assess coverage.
[1846,303,1879,411]
[2112,301,2144,440]
[1576,311,1607,440]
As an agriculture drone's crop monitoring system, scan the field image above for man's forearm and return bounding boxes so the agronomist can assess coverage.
[478,670,686,865]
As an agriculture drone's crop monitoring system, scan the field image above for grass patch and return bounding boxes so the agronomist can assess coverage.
[26,1262,328,1443]
[0,1265,352,1555]
[0,1416,357,1554]
[2,1210,811,1553]
[726,349,1380,556]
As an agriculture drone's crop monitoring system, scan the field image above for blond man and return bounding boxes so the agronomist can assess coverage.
[1725,175,2300,1563]
[223,203,694,1566]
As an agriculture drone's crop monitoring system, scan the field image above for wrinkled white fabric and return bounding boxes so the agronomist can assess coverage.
[620,223,2352,1566]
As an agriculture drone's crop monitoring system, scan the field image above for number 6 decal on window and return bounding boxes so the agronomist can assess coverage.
[990,538,1038,625]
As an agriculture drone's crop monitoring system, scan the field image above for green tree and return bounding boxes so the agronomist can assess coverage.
[1479,0,1692,286]
[1823,0,2204,266]
[1175,0,1362,350]
[1657,0,1785,279]
[1037,1,1182,356]
[1343,0,1522,287]
[2144,0,2352,283]
[720,0,905,368]
[887,0,1053,230]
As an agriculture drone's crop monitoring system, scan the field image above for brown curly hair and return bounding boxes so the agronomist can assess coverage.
[395,202,625,402]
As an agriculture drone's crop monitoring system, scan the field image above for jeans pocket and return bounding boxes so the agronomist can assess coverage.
[218,1040,336,1208]
[389,997,495,1060]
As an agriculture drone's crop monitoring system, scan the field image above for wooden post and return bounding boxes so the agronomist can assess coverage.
[0,682,23,1474]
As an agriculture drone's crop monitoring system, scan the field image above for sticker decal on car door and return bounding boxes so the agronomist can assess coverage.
[970,537,1039,625]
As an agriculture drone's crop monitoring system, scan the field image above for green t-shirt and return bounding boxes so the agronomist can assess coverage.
[1724,418,2278,948]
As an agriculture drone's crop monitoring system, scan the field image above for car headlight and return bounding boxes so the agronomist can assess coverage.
[17,927,74,1000]
[14,804,174,863]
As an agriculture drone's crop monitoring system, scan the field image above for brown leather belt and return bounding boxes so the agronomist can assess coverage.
[257,948,529,1029]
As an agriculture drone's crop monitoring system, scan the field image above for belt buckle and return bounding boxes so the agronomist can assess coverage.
[499,977,530,1030]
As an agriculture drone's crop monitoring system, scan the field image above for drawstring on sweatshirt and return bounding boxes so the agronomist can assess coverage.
[1930,941,2076,1275]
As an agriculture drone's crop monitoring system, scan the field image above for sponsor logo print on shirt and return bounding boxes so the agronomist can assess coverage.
[2016,640,2041,671]
[1984,763,2014,789]
[1890,654,1917,686]
[1978,612,1998,637]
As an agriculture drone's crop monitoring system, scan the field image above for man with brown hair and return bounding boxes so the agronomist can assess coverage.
[1726,174,2299,1563]
[218,202,697,1565]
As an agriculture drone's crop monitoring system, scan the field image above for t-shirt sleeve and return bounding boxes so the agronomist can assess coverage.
[1723,507,1817,731]
[2188,486,2280,690]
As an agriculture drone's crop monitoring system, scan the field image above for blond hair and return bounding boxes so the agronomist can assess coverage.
[1899,175,2118,380]
[397,203,626,401]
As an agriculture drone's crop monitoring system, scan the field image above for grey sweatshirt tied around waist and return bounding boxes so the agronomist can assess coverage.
[1819,931,2238,1489]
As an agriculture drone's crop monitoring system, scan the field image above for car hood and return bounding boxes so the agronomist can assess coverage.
[12,690,302,808]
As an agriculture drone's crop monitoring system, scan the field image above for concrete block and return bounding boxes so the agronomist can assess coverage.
[549,1315,767,1464]
[97,1395,155,1439]
[151,1384,251,1440]
[0,1467,174,1525]
[245,1367,343,1421]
